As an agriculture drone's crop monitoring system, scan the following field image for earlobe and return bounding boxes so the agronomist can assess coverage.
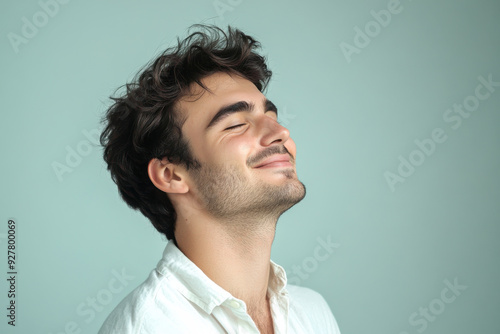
[147,157,189,194]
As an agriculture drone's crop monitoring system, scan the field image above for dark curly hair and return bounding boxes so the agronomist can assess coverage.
[99,24,272,243]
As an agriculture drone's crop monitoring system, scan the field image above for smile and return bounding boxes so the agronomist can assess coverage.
[254,154,293,168]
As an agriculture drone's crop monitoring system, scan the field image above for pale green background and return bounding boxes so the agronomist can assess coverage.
[1,0,499,333]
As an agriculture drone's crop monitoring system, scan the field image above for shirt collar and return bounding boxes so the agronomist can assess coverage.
[156,241,288,314]
[269,258,288,295]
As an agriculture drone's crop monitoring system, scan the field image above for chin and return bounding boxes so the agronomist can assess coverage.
[278,179,307,208]
[276,185,306,217]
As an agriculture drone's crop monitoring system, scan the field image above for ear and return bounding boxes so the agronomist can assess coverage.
[148,157,189,194]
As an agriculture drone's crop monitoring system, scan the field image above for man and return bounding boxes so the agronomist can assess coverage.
[98,24,341,334]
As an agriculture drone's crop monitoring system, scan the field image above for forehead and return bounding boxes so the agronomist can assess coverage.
[176,72,264,129]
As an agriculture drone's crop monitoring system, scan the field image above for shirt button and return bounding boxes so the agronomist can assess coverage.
[230,300,240,309]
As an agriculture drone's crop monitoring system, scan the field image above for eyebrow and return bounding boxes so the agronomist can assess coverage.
[205,98,278,130]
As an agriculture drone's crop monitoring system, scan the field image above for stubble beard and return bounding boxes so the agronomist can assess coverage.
[189,162,306,225]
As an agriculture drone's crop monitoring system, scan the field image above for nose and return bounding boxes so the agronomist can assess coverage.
[257,115,290,147]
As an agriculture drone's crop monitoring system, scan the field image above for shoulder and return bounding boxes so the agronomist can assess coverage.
[97,269,189,334]
[286,284,331,312]
[286,284,342,334]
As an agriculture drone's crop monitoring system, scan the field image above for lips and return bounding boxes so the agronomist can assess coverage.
[254,154,293,168]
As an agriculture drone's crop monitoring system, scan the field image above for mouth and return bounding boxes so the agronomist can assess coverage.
[254,154,293,169]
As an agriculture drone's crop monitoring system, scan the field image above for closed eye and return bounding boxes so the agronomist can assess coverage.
[224,124,245,131]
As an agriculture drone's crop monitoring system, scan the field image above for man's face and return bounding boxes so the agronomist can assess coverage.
[176,72,305,221]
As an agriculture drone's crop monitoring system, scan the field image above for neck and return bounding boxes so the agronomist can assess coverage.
[175,213,277,310]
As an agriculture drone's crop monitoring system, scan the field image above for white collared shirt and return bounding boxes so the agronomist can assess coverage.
[98,241,341,333]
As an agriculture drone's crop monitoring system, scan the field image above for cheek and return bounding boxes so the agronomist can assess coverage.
[220,137,253,165]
